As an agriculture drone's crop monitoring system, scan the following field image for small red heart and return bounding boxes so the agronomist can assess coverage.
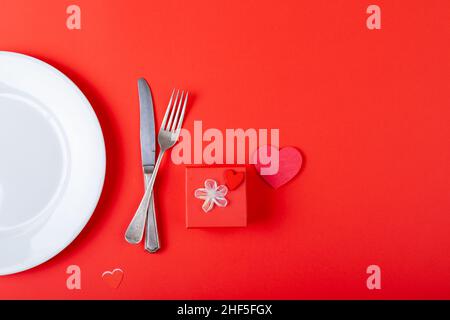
[102,269,124,289]
[224,169,245,190]
[253,146,303,189]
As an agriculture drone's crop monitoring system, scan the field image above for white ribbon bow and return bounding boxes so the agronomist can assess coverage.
[194,179,228,213]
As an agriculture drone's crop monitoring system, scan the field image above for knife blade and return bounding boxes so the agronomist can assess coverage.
[138,78,156,173]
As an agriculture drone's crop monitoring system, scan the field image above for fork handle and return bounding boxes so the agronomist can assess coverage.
[125,151,165,244]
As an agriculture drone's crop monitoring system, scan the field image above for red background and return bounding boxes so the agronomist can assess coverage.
[0,0,449,299]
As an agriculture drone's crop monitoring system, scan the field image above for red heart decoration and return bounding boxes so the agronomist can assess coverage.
[224,169,245,190]
[102,269,124,289]
[253,146,303,189]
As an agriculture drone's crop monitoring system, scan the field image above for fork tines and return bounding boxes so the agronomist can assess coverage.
[161,89,189,134]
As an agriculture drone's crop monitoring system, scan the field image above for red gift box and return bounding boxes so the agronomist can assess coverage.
[185,166,247,228]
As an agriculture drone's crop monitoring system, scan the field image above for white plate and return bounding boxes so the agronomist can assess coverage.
[0,52,106,275]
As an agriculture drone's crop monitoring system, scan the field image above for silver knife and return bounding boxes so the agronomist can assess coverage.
[140,79,160,253]
[125,78,160,252]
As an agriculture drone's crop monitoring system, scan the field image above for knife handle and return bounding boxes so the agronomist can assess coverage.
[145,175,160,253]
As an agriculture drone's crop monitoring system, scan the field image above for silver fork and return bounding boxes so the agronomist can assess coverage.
[125,89,188,244]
